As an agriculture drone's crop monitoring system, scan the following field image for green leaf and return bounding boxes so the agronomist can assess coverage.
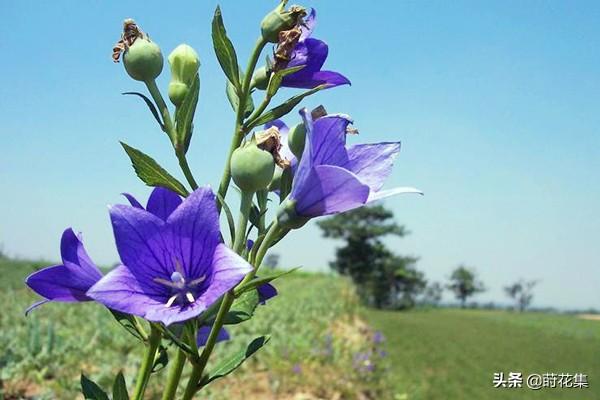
[223,289,260,325]
[122,92,164,130]
[216,193,235,245]
[247,84,328,128]
[120,142,189,197]
[201,336,270,387]
[175,74,200,153]
[109,310,145,342]
[266,65,305,98]
[81,374,109,400]
[212,6,240,89]
[235,267,300,296]
[226,79,254,118]
[112,371,129,400]
[279,166,293,203]
[152,345,169,373]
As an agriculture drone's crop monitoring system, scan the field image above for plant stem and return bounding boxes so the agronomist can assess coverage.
[233,191,254,254]
[145,79,175,144]
[217,37,267,212]
[180,222,281,399]
[177,151,199,190]
[131,325,161,400]
[160,348,186,400]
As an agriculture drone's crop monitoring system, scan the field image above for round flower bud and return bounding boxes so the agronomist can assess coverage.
[168,44,200,106]
[251,66,271,91]
[123,38,163,82]
[261,3,306,43]
[231,139,276,193]
[288,123,306,159]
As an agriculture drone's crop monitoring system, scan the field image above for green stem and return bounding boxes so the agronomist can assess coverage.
[217,37,267,212]
[145,79,175,144]
[160,347,186,400]
[132,325,161,400]
[243,95,272,131]
[233,191,254,254]
[177,151,199,190]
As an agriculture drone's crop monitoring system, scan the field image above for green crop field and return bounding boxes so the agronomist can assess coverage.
[1,257,598,399]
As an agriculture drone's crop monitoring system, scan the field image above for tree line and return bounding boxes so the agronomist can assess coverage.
[317,205,538,311]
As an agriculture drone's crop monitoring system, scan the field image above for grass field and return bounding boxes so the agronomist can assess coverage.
[1,257,598,399]
[366,308,600,399]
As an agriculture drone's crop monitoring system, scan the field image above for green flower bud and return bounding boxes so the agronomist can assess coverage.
[251,66,271,91]
[268,166,283,191]
[168,44,200,106]
[123,37,163,82]
[231,136,276,193]
[288,123,306,159]
[261,1,307,43]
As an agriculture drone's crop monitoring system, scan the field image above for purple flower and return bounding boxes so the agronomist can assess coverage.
[25,228,102,314]
[87,186,253,326]
[373,331,385,344]
[279,109,421,223]
[197,325,230,346]
[122,186,182,221]
[281,9,350,89]
[257,282,278,304]
[292,363,302,374]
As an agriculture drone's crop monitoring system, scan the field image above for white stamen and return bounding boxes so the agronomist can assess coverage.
[165,294,178,308]
[185,292,195,303]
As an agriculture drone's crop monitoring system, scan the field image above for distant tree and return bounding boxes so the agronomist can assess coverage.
[504,279,538,312]
[318,205,425,309]
[263,253,280,269]
[422,281,444,306]
[447,266,485,308]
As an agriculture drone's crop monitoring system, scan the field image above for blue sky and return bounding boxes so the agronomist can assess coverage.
[1,1,599,310]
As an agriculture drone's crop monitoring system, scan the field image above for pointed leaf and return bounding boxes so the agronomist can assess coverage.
[109,310,145,342]
[122,92,164,130]
[235,267,300,296]
[216,193,236,245]
[266,65,305,98]
[279,166,293,203]
[152,345,169,373]
[112,371,129,400]
[81,374,109,400]
[223,289,260,325]
[212,6,240,88]
[120,142,189,197]
[246,85,328,128]
[226,80,254,117]
[175,74,200,153]
[200,336,270,387]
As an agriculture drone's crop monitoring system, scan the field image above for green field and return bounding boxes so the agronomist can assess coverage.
[1,257,598,399]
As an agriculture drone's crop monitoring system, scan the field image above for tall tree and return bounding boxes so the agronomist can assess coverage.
[318,205,425,309]
[422,282,444,306]
[504,279,538,312]
[447,265,485,308]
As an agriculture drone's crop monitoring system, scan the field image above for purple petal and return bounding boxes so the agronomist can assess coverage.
[109,204,173,284]
[258,283,278,304]
[26,265,92,302]
[196,244,253,309]
[122,193,144,209]
[367,187,423,203]
[60,228,102,281]
[294,165,370,217]
[345,142,401,191]
[197,326,230,346]
[300,8,317,41]
[166,186,221,280]
[308,70,351,88]
[146,187,183,221]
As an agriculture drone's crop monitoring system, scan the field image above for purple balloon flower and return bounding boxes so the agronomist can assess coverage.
[87,186,253,326]
[278,109,421,224]
[281,9,350,89]
[25,228,103,314]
